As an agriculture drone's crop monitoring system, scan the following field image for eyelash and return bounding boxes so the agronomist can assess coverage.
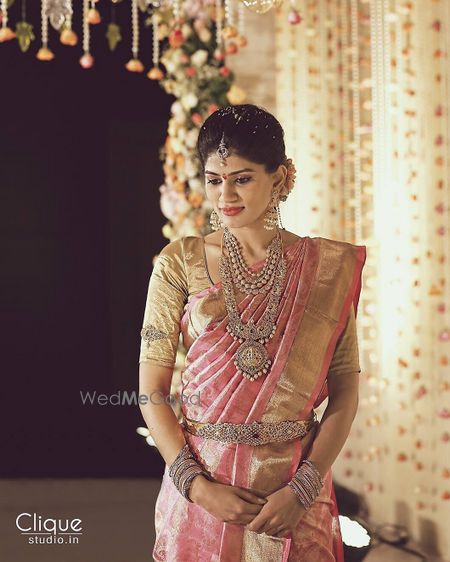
[206,177,252,185]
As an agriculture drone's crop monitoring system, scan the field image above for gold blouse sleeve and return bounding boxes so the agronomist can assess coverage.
[327,302,361,377]
[139,238,188,368]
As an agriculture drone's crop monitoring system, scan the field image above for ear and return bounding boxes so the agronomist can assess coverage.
[272,164,288,191]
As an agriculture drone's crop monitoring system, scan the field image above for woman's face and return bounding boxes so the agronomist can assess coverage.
[204,151,287,229]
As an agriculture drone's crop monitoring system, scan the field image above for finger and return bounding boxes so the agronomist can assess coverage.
[237,500,265,517]
[234,488,267,505]
[260,520,279,535]
[276,528,292,539]
[246,487,267,499]
[246,515,268,534]
[270,526,288,537]
[237,512,262,526]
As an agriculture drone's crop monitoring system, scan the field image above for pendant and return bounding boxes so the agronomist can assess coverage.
[233,337,272,381]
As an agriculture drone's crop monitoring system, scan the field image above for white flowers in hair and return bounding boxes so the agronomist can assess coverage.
[283,158,297,200]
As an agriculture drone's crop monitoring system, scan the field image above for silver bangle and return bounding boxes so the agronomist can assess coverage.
[168,443,210,502]
[287,459,324,510]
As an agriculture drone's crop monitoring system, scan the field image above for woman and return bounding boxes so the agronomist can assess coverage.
[139,104,366,561]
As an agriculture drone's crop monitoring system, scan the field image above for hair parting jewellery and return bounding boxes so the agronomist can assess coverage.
[216,131,229,167]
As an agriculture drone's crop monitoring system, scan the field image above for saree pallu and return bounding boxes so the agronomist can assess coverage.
[143,235,366,562]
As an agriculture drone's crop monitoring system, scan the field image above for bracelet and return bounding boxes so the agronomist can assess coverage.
[168,443,210,502]
[287,459,324,511]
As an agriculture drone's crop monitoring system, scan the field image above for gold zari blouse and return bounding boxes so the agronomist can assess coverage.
[139,235,361,377]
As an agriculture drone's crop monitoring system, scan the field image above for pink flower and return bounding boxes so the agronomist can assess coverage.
[438,408,450,419]
[159,184,185,221]
[191,113,203,126]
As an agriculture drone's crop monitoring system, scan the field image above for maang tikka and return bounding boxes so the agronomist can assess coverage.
[216,132,229,167]
[209,132,228,230]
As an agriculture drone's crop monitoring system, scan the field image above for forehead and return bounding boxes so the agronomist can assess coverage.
[204,152,261,173]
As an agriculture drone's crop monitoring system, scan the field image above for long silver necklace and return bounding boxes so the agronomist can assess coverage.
[219,228,287,381]
[223,227,282,295]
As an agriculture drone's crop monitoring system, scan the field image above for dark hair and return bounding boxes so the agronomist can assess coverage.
[196,104,287,175]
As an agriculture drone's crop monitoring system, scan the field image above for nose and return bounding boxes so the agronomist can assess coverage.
[219,178,239,200]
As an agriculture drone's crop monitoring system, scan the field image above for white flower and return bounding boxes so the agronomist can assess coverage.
[185,159,198,178]
[171,103,186,124]
[171,101,184,116]
[164,59,176,73]
[185,128,199,148]
[171,49,183,63]
[181,93,198,111]
[174,71,186,83]
[171,137,182,153]
[198,28,211,43]
[168,121,178,137]
[173,113,186,125]
[181,23,193,39]
[188,178,203,191]
[191,49,208,67]
[157,24,169,40]
[177,127,187,141]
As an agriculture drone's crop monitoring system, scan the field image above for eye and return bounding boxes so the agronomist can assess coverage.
[236,176,251,184]
[206,176,252,185]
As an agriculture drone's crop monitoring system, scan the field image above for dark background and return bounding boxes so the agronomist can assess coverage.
[0,0,171,477]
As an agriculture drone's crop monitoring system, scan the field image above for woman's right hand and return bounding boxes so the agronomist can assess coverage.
[189,475,268,526]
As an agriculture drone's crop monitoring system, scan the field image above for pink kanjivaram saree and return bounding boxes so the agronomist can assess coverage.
[140,234,366,562]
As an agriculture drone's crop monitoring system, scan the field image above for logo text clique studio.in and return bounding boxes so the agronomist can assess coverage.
[16,513,82,544]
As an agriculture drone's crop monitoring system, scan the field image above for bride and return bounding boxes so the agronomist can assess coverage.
[138,103,366,561]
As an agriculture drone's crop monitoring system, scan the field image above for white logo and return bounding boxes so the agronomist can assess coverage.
[16,512,83,545]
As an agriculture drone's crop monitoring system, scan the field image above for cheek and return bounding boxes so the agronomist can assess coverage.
[204,185,216,198]
[245,188,271,207]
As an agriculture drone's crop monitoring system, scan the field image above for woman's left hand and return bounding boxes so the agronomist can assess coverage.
[245,485,306,538]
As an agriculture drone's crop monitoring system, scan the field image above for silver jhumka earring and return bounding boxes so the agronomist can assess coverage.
[209,209,223,231]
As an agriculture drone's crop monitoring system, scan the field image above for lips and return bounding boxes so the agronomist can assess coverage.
[221,206,244,215]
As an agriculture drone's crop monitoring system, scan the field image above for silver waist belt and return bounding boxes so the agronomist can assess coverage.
[182,412,317,446]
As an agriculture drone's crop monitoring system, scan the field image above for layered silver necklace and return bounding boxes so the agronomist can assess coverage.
[219,226,287,381]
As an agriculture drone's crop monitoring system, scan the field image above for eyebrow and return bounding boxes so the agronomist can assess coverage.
[205,168,256,176]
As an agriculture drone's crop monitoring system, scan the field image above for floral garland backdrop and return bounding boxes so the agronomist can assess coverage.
[275,0,450,557]
[153,0,247,242]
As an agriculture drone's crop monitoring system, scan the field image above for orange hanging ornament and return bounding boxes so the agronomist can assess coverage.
[36,47,55,61]
[147,67,164,80]
[126,58,144,72]
[0,26,15,42]
[60,28,78,46]
[87,8,101,25]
